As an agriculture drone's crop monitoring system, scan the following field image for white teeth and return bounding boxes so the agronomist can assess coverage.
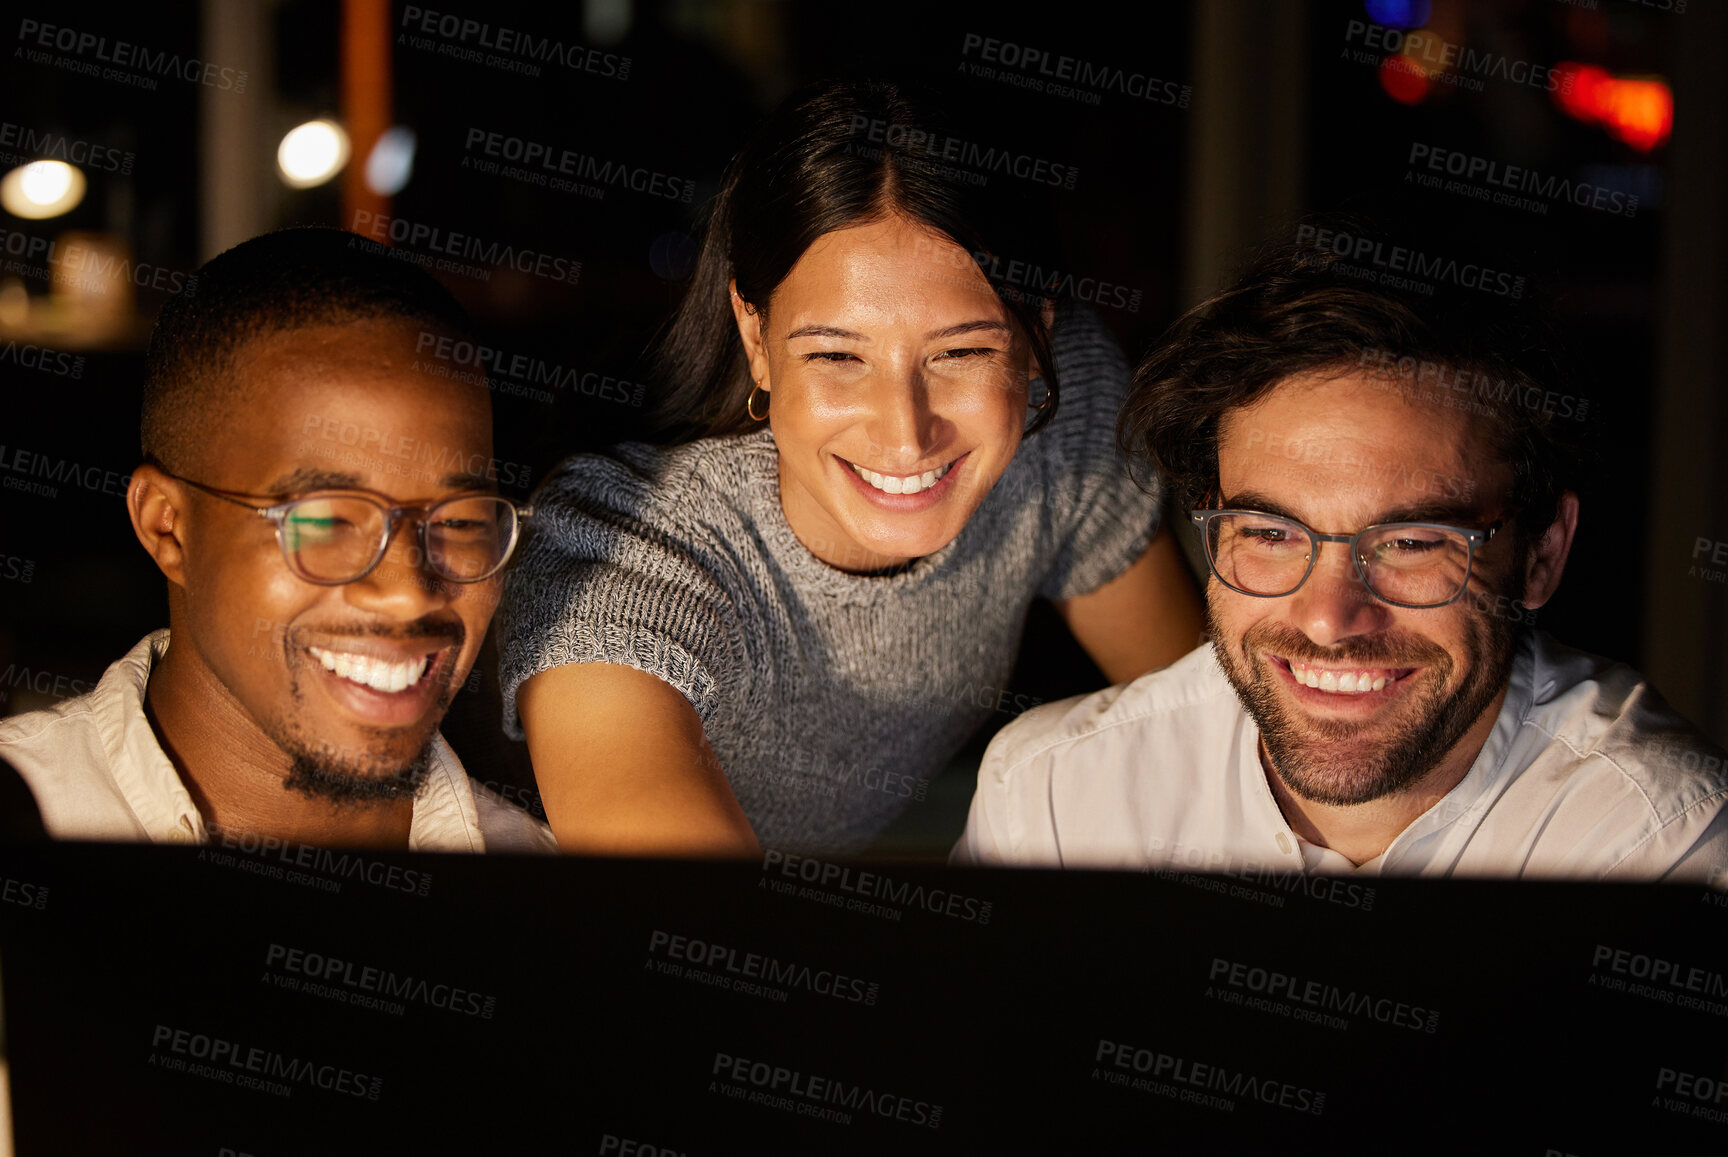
[1289,661,1393,696]
[850,460,951,495]
[308,647,431,694]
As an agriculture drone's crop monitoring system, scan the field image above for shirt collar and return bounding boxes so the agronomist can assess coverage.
[101,629,488,851]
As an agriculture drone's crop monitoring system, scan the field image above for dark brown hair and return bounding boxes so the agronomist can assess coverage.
[1121,219,1593,549]
[651,77,1062,442]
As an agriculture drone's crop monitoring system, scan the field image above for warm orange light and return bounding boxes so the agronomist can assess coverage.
[1553,62,1672,152]
[1379,53,1430,105]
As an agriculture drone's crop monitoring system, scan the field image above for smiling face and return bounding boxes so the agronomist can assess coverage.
[735,215,1036,572]
[1206,370,1526,806]
[168,318,500,801]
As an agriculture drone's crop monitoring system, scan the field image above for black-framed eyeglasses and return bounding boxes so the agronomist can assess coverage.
[160,469,533,585]
[1190,508,1506,609]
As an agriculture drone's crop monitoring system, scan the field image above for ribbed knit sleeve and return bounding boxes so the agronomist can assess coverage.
[1034,305,1164,601]
[494,446,744,739]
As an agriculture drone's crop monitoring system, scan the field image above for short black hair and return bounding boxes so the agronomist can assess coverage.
[141,227,475,473]
[1121,216,1595,549]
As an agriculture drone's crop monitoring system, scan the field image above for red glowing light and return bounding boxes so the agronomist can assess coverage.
[1379,54,1430,104]
[1553,61,1673,152]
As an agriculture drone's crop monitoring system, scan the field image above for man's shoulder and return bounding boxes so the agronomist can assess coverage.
[983,644,1239,786]
[0,634,168,840]
[0,634,159,773]
[467,777,559,854]
[1519,632,1727,819]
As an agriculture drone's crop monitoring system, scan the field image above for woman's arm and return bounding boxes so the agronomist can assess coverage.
[517,663,760,858]
[1050,525,1205,684]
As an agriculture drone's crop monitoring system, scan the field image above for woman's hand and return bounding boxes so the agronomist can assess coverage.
[1052,525,1206,684]
[517,663,761,857]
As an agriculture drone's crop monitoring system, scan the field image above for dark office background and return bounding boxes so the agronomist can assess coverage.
[2,0,1723,857]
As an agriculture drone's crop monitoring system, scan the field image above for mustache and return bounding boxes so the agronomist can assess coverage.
[287,619,466,649]
[1241,622,1448,669]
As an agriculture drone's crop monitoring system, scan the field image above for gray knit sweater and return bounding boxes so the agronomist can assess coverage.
[496,306,1162,853]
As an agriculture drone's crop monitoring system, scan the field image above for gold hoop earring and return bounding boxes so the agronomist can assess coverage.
[1028,378,1051,411]
[746,383,770,421]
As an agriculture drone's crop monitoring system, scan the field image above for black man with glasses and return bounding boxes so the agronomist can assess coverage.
[955,234,1728,880]
[0,229,554,853]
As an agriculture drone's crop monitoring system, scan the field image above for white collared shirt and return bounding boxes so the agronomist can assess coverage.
[954,631,1728,882]
[0,631,556,854]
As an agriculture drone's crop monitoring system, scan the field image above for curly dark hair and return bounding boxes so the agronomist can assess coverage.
[1120,218,1595,552]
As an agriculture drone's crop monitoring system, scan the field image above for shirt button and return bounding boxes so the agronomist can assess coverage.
[1275,832,1293,855]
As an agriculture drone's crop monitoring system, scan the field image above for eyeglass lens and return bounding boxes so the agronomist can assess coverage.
[281,496,516,583]
[1204,512,1473,606]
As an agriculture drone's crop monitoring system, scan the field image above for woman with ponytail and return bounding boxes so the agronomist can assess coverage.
[495,77,1202,857]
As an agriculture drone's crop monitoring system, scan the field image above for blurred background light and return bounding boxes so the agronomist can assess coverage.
[364,126,416,196]
[1378,53,1431,104]
[0,161,87,219]
[277,118,351,188]
[1364,0,1431,30]
[1553,62,1673,151]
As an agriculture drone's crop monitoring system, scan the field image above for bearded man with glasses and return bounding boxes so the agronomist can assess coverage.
[955,232,1727,881]
[0,229,553,853]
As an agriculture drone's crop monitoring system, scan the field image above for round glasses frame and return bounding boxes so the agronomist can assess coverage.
[162,471,533,585]
[1188,508,1503,610]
